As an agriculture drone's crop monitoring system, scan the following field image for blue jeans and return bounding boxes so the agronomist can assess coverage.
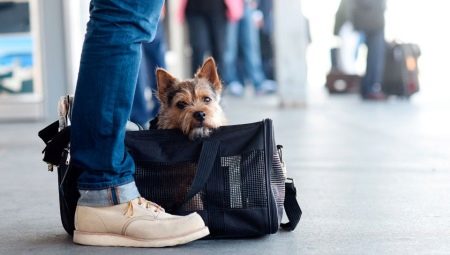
[361,28,386,96]
[223,2,266,89]
[131,22,166,126]
[70,0,164,205]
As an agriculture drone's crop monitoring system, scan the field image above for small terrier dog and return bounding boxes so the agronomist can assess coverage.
[155,57,226,139]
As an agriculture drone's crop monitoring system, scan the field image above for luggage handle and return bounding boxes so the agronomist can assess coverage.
[178,140,220,209]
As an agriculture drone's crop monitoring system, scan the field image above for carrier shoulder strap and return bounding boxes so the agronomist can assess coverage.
[281,178,302,231]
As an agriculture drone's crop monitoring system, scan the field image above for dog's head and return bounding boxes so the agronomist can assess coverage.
[156,57,226,140]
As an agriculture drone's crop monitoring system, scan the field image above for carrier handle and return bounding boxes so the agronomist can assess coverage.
[180,140,220,208]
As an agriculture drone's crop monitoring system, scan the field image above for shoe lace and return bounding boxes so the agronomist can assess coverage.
[124,197,165,217]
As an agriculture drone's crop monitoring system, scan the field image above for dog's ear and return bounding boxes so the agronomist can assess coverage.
[196,57,222,93]
[156,68,177,103]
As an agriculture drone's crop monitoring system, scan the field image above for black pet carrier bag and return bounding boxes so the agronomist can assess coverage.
[39,116,302,238]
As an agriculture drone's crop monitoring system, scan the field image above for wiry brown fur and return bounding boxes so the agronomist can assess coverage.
[156,57,226,140]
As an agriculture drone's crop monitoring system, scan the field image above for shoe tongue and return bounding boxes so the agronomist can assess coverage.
[137,198,165,212]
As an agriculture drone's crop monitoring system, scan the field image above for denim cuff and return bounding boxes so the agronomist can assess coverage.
[78,181,140,206]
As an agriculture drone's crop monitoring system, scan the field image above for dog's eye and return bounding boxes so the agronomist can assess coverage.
[176,101,188,109]
[203,97,212,103]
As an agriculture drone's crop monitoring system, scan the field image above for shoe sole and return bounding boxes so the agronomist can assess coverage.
[73,227,209,247]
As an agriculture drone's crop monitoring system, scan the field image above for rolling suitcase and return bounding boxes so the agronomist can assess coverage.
[325,47,362,94]
[382,42,421,98]
[325,70,361,94]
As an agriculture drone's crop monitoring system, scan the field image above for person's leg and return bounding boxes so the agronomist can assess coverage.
[223,21,240,85]
[222,20,245,96]
[361,32,374,97]
[143,22,166,118]
[370,28,386,89]
[186,14,211,73]
[238,3,267,92]
[72,0,163,191]
[70,0,208,247]
[259,0,275,80]
[361,28,385,97]
[130,50,151,126]
[208,12,227,77]
[259,30,275,80]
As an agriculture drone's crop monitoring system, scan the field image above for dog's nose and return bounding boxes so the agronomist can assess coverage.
[193,111,206,122]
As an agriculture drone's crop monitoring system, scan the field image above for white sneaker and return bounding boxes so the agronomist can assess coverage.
[255,80,277,95]
[73,197,209,247]
[226,81,245,97]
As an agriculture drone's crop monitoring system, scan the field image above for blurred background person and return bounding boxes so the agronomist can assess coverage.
[223,0,276,97]
[257,0,275,80]
[179,0,227,75]
[350,0,387,100]
[333,0,363,75]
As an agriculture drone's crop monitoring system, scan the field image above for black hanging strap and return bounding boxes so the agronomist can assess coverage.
[39,124,71,166]
[38,120,59,144]
[182,140,220,206]
[281,178,302,231]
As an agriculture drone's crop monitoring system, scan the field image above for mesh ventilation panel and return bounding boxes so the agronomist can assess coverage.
[222,150,268,209]
[134,161,206,211]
